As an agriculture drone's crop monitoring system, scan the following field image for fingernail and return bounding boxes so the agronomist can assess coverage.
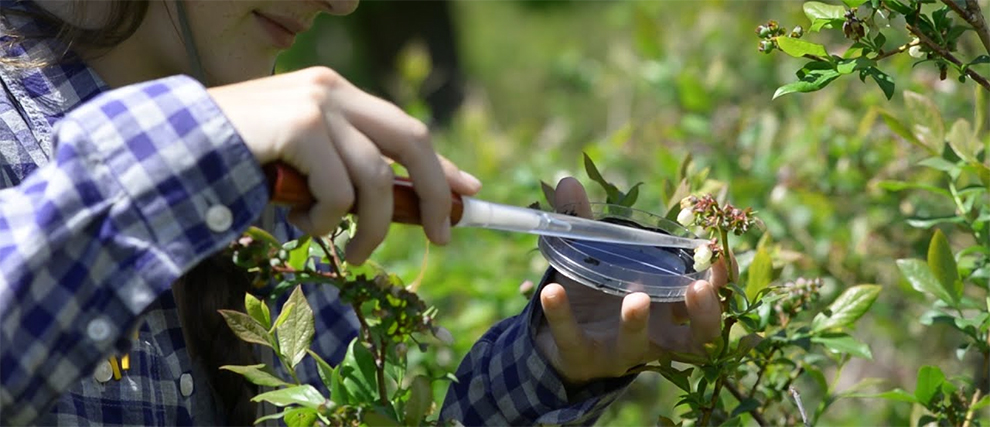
[459,170,482,191]
[694,281,718,311]
[438,217,451,244]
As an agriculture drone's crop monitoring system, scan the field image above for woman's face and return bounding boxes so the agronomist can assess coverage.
[140,0,358,85]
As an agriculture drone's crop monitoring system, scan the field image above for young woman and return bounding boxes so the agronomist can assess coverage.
[0,1,728,425]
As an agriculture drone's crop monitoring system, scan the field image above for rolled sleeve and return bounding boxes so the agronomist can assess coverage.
[440,270,636,426]
[0,75,268,424]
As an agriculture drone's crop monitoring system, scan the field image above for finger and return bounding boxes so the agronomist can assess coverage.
[615,292,652,369]
[540,283,585,355]
[708,251,737,289]
[332,87,458,243]
[328,120,394,265]
[684,280,721,345]
[285,126,353,236]
[553,177,592,218]
[436,154,482,196]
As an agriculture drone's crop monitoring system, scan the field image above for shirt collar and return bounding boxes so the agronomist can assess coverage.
[1,0,109,159]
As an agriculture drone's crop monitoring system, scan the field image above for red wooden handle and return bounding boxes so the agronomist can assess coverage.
[263,161,464,226]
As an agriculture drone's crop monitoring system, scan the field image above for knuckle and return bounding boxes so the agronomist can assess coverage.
[326,185,355,213]
[367,163,395,191]
[304,66,343,88]
[406,120,431,146]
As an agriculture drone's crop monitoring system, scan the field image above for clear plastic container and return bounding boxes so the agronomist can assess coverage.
[538,204,708,302]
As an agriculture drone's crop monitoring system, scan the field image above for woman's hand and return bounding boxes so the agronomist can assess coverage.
[207,67,481,264]
[534,177,736,386]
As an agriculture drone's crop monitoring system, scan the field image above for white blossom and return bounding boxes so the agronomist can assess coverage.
[694,245,713,271]
[908,39,923,58]
[677,208,696,227]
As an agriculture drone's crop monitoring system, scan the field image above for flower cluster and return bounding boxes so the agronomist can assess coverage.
[692,239,722,271]
[774,277,823,323]
[754,20,802,54]
[677,194,757,236]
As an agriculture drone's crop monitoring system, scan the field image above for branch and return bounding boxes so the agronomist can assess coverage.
[907,23,990,91]
[725,381,769,427]
[788,386,810,427]
[963,389,982,427]
[943,0,990,55]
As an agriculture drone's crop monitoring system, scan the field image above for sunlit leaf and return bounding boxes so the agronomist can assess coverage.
[283,407,318,427]
[220,364,291,388]
[811,284,881,332]
[876,180,952,198]
[850,389,918,403]
[773,70,841,99]
[914,365,945,407]
[904,91,945,154]
[245,293,271,331]
[928,230,961,304]
[277,286,316,368]
[251,384,325,408]
[218,310,275,349]
[897,259,956,304]
[804,1,846,21]
[811,332,873,359]
[776,37,829,58]
[842,0,867,6]
[947,119,979,162]
[879,110,923,148]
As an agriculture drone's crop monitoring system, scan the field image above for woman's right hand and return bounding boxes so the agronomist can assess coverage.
[207,67,481,264]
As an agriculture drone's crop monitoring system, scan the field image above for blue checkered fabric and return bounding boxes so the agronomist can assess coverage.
[0,1,633,425]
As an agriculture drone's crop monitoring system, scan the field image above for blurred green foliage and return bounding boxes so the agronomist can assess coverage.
[276,1,989,425]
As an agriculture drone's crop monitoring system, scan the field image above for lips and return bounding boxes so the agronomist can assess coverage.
[253,11,307,49]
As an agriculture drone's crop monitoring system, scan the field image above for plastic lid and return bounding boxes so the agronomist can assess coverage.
[538,204,707,302]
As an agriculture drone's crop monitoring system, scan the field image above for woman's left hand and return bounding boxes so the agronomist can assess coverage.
[533,177,736,387]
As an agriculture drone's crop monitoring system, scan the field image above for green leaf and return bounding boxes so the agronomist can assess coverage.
[286,236,312,271]
[904,91,945,154]
[947,119,979,162]
[746,248,773,301]
[879,110,923,148]
[730,398,760,418]
[850,389,918,403]
[918,156,960,175]
[897,259,957,304]
[244,226,281,248]
[811,284,881,332]
[776,37,829,58]
[804,1,846,21]
[617,183,642,207]
[220,364,292,388]
[836,58,873,74]
[914,365,946,407]
[253,411,288,425]
[329,359,352,405]
[245,293,271,331]
[972,394,990,410]
[363,409,400,427]
[864,67,895,100]
[404,375,433,426]
[306,349,335,392]
[928,230,961,303]
[218,310,275,349]
[339,339,379,404]
[811,333,873,359]
[843,0,867,6]
[659,366,693,393]
[906,216,966,228]
[283,407,318,427]
[251,384,325,408]
[271,302,294,333]
[876,180,953,198]
[277,286,316,368]
[773,70,841,99]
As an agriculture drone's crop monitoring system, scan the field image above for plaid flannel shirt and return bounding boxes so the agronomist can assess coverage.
[0,2,634,425]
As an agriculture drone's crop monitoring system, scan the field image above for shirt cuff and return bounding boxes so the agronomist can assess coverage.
[64,75,269,316]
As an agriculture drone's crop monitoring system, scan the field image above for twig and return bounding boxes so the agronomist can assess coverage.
[748,346,780,399]
[725,382,769,427]
[376,339,389,409]
[700,376,725,427]
[874,39,921,61]
[907,23,990,91]
[963,388,982,427]
[313,236,342,277]
[788,386,810,427]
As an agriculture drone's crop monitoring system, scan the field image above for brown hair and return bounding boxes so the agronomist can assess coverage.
[1,2,259,424]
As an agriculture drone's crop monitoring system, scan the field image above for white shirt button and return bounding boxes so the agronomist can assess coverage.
[179,373,194,397]
[205,205,233,232]
[86,318,112,342]
[94,360,113,383]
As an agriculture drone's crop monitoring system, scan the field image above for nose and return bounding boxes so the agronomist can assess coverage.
[323,0,359,15]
